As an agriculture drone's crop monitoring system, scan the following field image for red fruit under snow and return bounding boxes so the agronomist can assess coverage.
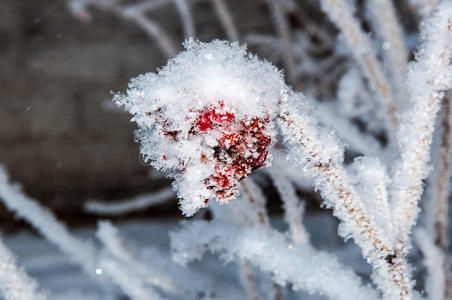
[196,101,234,132]
[218,133,239,148]
[193,101,272,202]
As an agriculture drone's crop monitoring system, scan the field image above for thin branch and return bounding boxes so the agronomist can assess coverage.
[387,4,452,298]
[270,168,309,244]
[390,1,452,243]
[241,179,270,227]
[98,254,167,300]
[77,0,179,58]
[316,101,384,157]
[84,187,174,215]
[319,0,398,133]
[171,221,380,300]
[238,261,262,300]
[240,179,274,300]
[278,93,412,299]
[124,0,172,15]
[0,166,97,275]
[265,0,300,90]
[172,0,196,38]
[96,221,190,299]
[414,228,446,300]
[210,0,239,41]
[123,11,178,57]
[367,0,409,107]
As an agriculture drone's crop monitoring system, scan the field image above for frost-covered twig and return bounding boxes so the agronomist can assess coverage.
[68,0,178,57]
[97,221,193,299]
[245,32,345,98]
[211,178,276,300]
[239,179,277,300]
[336,66,388,135]
[390,1,452,244]
[278,93,411,298]
[210,0,239,41]
[170,220,379,300]
[123,12,178,58]
[84,187,174,215]
[0,166,97,275]
[98,254,167,300]
[240,179,271,227]
[414,228,446,300]
[366,0,408,106]
[172,0,196,38]
[384,4,452,298]
[265,0,299,89]
[319,0,398,132]
[0,238,47,300]
[316,101,384,157]
[124,0,172,15]
[238,261,262,300]
[270,168,309,244]
[348,157,393,237]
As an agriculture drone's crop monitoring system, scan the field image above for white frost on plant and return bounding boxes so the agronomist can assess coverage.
[348,157,392,237]
[391,1,452,240]
[270,167,309,244]
[170,220,379,300]
[97,254,167,300]
[0,238,47,300]
[96,221,209,298]
[316,101,384,157]
[336,67,386,134]
[414,228,446,300]
[0,166,98,275]
[115,39,286,216]
[84,187,174,215]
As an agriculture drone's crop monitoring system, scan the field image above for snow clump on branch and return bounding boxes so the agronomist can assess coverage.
[114,39,287,216]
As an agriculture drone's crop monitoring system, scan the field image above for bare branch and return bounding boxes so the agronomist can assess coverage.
[319,0,398,133]
[265,0,300,90]
[172,0,196,38]
[84,187,174,215]
[210,0,239,41]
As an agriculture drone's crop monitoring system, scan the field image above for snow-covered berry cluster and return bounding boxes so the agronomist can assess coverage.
[194,101,272,201]
[114,39,286,216]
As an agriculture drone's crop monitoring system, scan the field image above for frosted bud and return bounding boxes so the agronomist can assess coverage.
[115,39,286,216]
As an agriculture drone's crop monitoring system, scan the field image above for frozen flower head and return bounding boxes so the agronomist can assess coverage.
[115,39,286,216]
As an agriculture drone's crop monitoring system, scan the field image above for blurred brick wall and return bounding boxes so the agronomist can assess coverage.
[0,0,275,228]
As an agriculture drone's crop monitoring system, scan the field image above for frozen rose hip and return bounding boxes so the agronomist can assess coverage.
[115,40,283,216]
[191,103,272,201]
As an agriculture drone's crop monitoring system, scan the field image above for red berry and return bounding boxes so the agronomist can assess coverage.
[218,133,239,148]
[191,102,272,202]
[196,102,234,132]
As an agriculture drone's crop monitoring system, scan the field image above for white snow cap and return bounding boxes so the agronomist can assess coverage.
[115,39,287,216]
